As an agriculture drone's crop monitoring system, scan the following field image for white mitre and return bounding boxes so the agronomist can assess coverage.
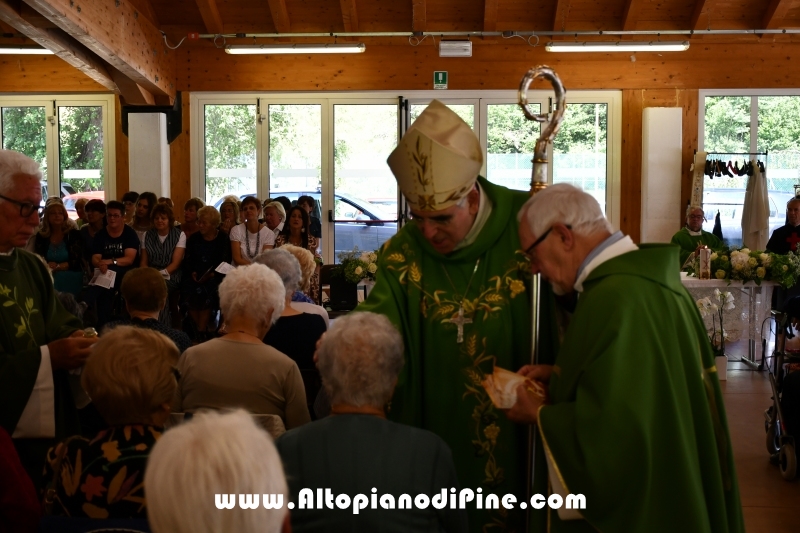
[387,100,483,211]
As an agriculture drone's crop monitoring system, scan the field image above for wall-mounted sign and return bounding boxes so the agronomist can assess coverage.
[433,71,448,90]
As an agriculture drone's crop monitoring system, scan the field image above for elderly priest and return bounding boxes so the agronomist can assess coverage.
[670,205,723,266]
[508,184,744,533]
[0,150,96,486]
[358,100,558,532]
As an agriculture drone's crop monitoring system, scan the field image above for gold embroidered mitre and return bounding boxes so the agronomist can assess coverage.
[387,100,483,211]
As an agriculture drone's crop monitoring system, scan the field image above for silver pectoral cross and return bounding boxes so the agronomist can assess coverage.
[448,306,473,343]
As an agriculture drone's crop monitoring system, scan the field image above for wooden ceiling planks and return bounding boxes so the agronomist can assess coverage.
[763,0,794,29]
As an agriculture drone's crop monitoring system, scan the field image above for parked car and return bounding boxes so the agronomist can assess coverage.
[214,191,398,258]
[63,191,106,220]
[703,188,795,247]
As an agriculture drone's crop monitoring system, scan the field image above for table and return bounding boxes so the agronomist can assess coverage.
[681,278,777,368]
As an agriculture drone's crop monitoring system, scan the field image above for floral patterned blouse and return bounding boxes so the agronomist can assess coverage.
[42,424,162,519]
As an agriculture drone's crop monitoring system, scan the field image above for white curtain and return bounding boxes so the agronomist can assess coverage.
[741,162,769,250]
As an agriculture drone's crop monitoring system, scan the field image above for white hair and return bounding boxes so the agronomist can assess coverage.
[686,205,704,218]
[0,149,42,195]
[145,410,288,533]
[218,263,285,325]
[518,183,612,238]
[264,201,286,221]
[253,248,302,298]
[316,312,404,407]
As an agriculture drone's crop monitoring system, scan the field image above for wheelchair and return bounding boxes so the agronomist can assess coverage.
[763,309,799,480]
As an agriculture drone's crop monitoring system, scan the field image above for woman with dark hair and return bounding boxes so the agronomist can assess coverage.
[130,191,158,245]
[79,199,106,269]
[275,206,321,303]
[230,196,274,266]
[121,191,139,225]
[142,204,185,326]
[181,197,205,239]
[33,202,84,296]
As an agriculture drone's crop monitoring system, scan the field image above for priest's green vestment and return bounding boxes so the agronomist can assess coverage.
[670,227,724,267]
[0,248,82,481]
[538,244,744,533]
[359,177,559,532]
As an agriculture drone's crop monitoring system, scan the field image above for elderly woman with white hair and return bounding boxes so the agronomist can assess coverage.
[254,248,326,415]
[276,312,467,533]
[146,410,290,533]
[174,263,310,429]
[263,200,286,237]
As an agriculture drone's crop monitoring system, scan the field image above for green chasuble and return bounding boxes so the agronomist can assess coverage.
[538,244,744,533]
[0,248,82,479]
[670,227,723,267]
[359,177,559,532]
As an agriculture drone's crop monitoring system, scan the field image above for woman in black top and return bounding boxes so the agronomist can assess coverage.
[181,206,231,340]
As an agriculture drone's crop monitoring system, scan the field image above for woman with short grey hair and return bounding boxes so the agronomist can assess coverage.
[254,248,326,417]
[316,312,403,408]
[276,312,467,533]
[175,263,310,430]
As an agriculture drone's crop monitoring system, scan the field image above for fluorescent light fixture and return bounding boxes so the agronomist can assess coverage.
[545,41,690,53]
[439,40,472,57]
[0,47,53,55]
[225,43,365,54]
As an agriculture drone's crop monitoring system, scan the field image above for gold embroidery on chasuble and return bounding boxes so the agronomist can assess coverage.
[386,245,531,495]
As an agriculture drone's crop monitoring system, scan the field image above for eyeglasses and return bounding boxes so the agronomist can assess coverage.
[0,193,39,218]
[525,224,571,256]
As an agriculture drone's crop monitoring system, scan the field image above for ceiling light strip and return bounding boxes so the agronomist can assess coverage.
[225,43,366,54]
[545,41,690,53]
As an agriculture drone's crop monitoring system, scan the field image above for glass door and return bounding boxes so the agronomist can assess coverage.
[203,103,257,207]
[331,103,399,261]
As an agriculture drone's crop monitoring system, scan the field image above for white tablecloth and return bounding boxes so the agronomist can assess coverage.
[681,278,776,346]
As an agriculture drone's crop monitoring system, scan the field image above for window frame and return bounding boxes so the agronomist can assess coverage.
[0,94,116,202]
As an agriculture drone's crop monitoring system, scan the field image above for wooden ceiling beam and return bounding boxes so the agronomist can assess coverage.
[553,0,570,32]
[412,0,425,32]
[339,0,358,32]
[127,0,159,29]
[483,0,497,32]
[267,0,290,33]
[109,65,154,105]
[0,0,117,92]
[690,0,714,31]
[763,0,792,30]
[195,0,223,35]
[21,0,175,101]
[622,0,642,32]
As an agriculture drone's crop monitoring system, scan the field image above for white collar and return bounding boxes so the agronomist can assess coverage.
[573,236,638,293]
[685,227,703,236]
[455,184,492,251]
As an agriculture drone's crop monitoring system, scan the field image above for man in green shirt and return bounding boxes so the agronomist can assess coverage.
[359,101,558,532]
[0,150,96,486]
[670,205,723,267]
[507,183,744,533]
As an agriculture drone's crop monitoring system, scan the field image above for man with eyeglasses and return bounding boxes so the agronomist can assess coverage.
[505,183,744,533]
[0,149,98,487]
[358,100,558,532]
[670,205,723,266]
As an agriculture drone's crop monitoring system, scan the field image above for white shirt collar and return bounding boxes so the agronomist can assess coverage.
[573,235,639,293]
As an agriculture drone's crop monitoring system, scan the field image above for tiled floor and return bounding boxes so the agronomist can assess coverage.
[721,341,800,533]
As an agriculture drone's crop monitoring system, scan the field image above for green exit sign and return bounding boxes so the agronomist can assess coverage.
[433,71,448,90]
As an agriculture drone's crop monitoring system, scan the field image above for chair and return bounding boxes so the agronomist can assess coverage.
[319,264,336,306]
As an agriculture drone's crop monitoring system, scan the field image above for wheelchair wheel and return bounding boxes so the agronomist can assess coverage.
[779,443,797,481]
[767,423,781,455]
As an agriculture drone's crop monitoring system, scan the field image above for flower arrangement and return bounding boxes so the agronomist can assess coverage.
[333,247,379,284]
[696,288,735,356]
[685,246,800,289]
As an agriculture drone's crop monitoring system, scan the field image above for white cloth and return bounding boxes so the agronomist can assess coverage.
[13,345,55,438]
[290,302,329,327]
[691,151,707,207]
[230,223,275,260]
[573,236,639,293]
[741,163,769,251]
[157,231,187,248]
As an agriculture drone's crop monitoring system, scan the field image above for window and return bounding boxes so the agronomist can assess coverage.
[193,91,621,264]
[700,91,800,246]
[0,95,115,209]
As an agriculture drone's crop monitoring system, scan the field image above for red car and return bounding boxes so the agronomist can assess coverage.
[62,191,106,221]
